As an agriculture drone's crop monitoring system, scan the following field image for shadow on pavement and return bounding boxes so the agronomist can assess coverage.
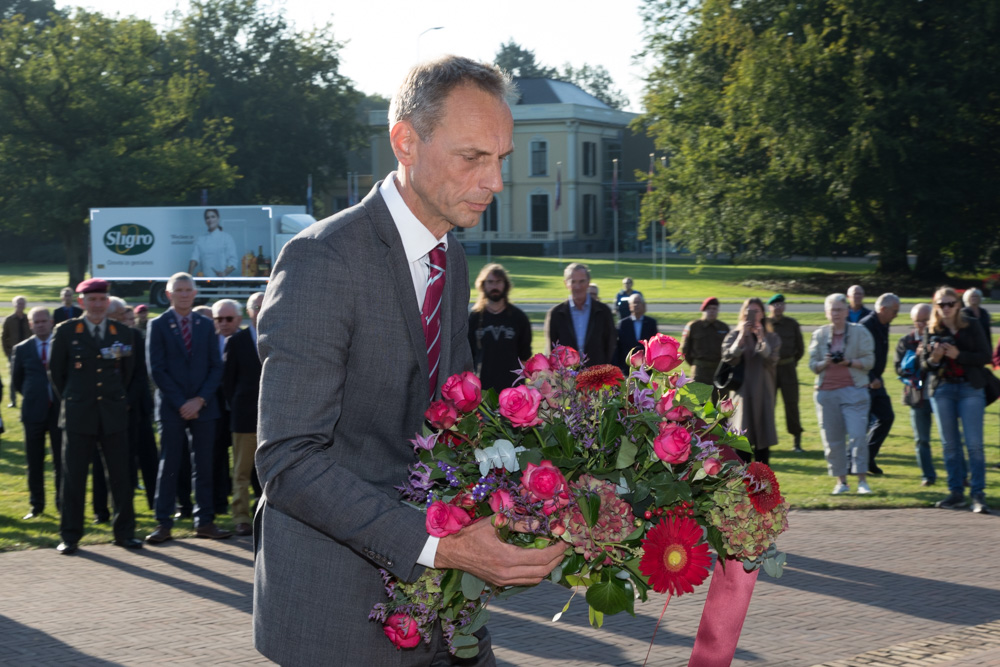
[0,614,124,665]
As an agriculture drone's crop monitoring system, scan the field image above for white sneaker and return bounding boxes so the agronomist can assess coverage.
[831,482,850,495]
[857,480,872,494]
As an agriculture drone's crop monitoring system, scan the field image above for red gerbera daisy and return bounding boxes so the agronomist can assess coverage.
[743,462,783,514]
[575,364,624,392]
[638,516,711,596]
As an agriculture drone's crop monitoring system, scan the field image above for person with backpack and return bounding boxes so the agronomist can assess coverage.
[894,303,937,487]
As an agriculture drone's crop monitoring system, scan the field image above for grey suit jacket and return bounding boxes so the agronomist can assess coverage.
[253,183,473,665]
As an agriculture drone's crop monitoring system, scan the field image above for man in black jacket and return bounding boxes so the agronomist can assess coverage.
[544,263,616,366]
[861,293,900,475]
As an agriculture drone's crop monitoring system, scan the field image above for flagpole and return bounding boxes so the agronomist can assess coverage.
[612,158,619,273]
[660,156,667,285]
[648,154,655,278]
[556,161,563,261]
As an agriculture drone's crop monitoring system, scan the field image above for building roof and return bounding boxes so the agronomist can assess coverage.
[513,78,611,109]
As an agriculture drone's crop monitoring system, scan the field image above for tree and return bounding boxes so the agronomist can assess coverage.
[174,0,364,212]
[638,0,1000,277]
[494,39,558,79]
[0,11,237,285]
[1,0,60,24]
[561,63,629,110]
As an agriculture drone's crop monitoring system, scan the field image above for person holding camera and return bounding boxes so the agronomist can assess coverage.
[720,297,781,464]
[809,293,876,494]
[921,286,991,514]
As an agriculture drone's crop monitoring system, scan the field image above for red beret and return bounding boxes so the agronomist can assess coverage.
[76,278,109,294]
[134,304,148,314]
[700,297,719,311]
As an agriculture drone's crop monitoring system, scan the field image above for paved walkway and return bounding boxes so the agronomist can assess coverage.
[1,508,998,666]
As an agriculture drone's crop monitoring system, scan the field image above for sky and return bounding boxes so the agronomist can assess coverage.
[55,0,652,112]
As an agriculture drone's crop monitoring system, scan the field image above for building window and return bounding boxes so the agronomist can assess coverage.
[583,194,598,235]
[531,194,549,232]
[583,142,597,177]
[602,140,622,182]
[531,140,547,176]
[481,199,498,232]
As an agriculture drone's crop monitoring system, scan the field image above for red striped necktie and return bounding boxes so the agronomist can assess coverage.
[181,316,192,354]
[422,244,446,396]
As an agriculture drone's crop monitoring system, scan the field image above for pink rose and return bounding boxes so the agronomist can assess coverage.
[441,372,482,413]
[654,389,677,417]
[488,488,514,514]
[424,400,458,429]
[549,345,581,369]
[383,613,421,649]
[654,422,692,464]
[703,457,722,476]
[641,334,683,373]
[629,348,645,368]
[498,385,543,427]
[666,405,693,422]
[521,460,570,515]
[523,353,552,378]
[717,398,735,416]
[425,500,473,537]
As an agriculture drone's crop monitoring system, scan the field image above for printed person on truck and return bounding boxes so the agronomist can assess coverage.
[189,209,237,277]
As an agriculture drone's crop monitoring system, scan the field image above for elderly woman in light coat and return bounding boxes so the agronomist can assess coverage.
[810,293,876,495]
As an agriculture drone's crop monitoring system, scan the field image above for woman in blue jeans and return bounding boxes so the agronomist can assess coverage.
[922,286,992,514]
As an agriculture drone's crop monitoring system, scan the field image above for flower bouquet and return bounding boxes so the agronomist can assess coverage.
[370,335,788,659]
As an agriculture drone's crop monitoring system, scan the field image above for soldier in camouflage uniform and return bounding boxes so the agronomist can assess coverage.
[681,298,730,399]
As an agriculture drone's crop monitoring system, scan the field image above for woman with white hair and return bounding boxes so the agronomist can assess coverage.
[961,288,991,351]
[809,293,876,494]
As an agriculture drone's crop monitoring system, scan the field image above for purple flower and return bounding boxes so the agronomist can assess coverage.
[631,386,656,411]
[410,432,438,451]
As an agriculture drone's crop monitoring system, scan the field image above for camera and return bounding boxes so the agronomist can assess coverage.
[929,334,956,347]
[829,350,845,364]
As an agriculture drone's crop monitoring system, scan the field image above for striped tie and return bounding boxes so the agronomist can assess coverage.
[422,244,447,396]
[181,316,192,354]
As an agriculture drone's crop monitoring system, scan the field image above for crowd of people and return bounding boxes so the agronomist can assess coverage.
[2,275,264,553]
[0,268,996,556]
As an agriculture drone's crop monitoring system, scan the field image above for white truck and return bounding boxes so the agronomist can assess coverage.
[89,205,317,307]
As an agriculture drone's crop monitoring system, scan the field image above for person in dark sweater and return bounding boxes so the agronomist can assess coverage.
[468,263,532,393]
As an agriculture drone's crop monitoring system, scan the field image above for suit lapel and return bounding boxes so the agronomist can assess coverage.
[165,310,190,359]
[364,188,430,399]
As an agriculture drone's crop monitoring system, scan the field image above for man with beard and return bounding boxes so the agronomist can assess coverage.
[468,263,532,393]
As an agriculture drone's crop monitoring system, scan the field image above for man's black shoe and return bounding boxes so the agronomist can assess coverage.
[56,541,78,555]
[114,538,144,549]
[971,494,990,514]
[935,493,967,509]
[868,464,884,476]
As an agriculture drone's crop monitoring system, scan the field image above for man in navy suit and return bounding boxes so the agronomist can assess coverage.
[615,293,659,371]
[145,272,230,543]
[223,292,264,537]
[52,287,83,324]
[11,307,61,519]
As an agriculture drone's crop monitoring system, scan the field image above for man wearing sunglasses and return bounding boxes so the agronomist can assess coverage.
[211,300,243,517]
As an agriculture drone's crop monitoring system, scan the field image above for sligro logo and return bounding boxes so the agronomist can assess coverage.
[104,224,155,255]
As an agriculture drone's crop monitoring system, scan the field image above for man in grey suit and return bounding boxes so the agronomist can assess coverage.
[253,56,564,666]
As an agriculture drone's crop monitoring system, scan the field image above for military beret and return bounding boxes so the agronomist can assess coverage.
[134,304,148,314]
[767,294,785,305]
[700,297,719,311]
[76,278,109,294]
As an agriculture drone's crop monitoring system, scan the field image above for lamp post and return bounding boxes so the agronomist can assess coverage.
[416,26,444,61]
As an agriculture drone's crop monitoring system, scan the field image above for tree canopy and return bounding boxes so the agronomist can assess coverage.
[0,10,237,284]
[638,0,1000,277]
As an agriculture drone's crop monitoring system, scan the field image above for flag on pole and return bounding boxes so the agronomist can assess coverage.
[306,174,313,215]
[200,188,208,205]
[647,154,655,194]
[347,172,357,207]
[555,164,562,211]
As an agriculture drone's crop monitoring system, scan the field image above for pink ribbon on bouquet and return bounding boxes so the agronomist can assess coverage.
[688,559,759,666]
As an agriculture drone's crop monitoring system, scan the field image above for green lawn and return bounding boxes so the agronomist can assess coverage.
[2,260,998,551]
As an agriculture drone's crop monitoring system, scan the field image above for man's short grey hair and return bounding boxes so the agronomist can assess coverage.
[825,293,849,311]
[167,272,194,291]
[911,303,931,319]
[247,292,265,315]
[107,296,127,315]
[963,288,982,306]
[28,307,50,321]
[12,295,26,306]
[875,293,900,310]
[629,293,644,306]
[212,299,242,315]
[847,284,864,296]
[563,262,591,281]
[388,55,515,141]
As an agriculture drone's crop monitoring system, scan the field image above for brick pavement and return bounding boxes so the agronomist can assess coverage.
[0,508,997,666]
